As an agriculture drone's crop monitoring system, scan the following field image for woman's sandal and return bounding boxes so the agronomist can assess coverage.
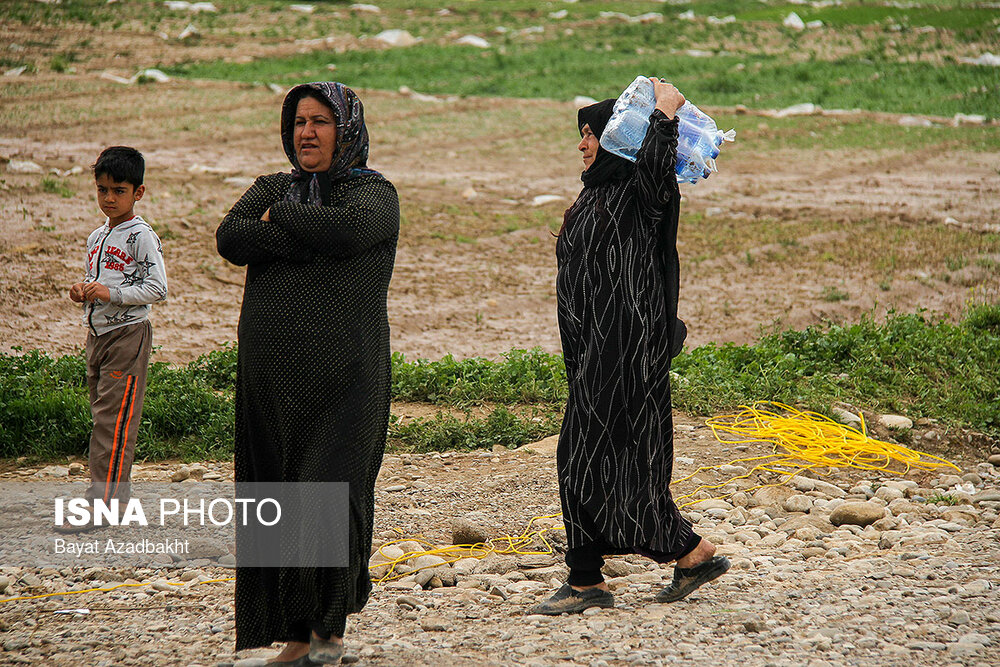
[308,635,345,664]
[266,655,319,666]
[655,555,731,603]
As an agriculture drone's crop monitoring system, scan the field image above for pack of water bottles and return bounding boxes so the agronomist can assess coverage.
[600,76,736,184]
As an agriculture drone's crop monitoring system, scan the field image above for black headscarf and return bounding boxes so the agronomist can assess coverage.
[578,98,634,188]
[279,82,378,205]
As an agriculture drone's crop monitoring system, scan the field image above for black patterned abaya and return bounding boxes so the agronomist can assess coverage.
[555,100,698,577]
[216,82,398,650]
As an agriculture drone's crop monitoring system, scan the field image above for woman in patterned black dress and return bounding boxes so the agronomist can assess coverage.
[533,79,729,615]
[217,82,398,664]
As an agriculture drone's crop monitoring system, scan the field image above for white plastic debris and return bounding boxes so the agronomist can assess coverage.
[774,102,818,117]
[289,4,315,13]
[53,609,90,615]
[188,164,232,174]
[399,86,439,103]
[707,15,735,25]
[783,12,806,30]
[455,35,490,48]
[549,10,568,19]
[959,52,1000,66]
[678,10,695,20]
[531,195,565,206]
[6,159,43,174]
[684,49,713,58]
[350,3,380,13]
[952,113,986,125]
[898,116,933,127]
[375,29,420,47]
[3,66,27,77]
[573,95,598,108]
[136,68,170,83]
[178,23,199,40]
[806,20,824,29]
[224,177,256,188]
[100,71,134,84]
[164,1,217,12]
[599,11,662,24]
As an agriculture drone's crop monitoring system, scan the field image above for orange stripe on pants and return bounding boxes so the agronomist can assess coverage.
[104,375,133,502]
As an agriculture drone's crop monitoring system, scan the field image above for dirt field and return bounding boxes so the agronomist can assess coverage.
[2,72,998,364]
[2,7,1000,667]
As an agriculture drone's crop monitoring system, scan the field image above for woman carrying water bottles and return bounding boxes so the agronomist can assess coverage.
[533,78,729,615]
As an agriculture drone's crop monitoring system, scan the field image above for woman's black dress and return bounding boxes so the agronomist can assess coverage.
[217,170,398,649]
[555,109,695,557]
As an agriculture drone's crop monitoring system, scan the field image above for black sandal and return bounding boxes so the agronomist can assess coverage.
[655,556,731,603]
[529,583,614,615]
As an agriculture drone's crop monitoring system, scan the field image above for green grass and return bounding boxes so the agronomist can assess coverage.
[168,46,998,117]
[3,302,999,461]
[671,307,1000,434]
[389,407,560,453]
[41,176,74,199]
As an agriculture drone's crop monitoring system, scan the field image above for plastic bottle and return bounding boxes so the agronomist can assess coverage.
[600,75,735,184]
[599,76,657,161]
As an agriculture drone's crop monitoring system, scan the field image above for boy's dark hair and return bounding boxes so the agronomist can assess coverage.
[92,146,144,187]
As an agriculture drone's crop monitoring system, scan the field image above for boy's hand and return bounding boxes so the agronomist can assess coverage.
[82,282,111,303]
[69,283,86,303]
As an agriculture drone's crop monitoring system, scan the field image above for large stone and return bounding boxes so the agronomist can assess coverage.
[451,517,490,545]
[475,554,518,575]
[602,559,645,578]
[782,495,813,513]
[410,554,448,570]
[185,538,228,559]
[875,486,905,502]
[689,499,734,511]
[751,486,797,507]
[830,502,886,527]
[811,480,848,498]
[517,434,559,456]
[878,414,913,430]
[988,454,1000,467]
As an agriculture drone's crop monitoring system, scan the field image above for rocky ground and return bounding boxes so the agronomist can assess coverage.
[1,421,998,667]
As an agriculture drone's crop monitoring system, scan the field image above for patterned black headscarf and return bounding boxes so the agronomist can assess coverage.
[280,82,377,205]
[578,98,634,188]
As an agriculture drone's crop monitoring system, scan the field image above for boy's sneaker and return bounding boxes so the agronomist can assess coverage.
[655,555,731,603]
[529,584,614,615]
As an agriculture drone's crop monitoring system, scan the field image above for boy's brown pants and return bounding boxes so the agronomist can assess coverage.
[85,320,152,503]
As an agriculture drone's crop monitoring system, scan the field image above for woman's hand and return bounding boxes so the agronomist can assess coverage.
[649,77,685,120]
[261,208,271,222]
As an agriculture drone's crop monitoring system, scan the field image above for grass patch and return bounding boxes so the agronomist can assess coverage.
[671,305,1000,435]
[821,286,849,302]
[168,46,998,117]
[925,492,961,505]
[41,176,74,198]
[388,407,560,453]
[4,303,998,461]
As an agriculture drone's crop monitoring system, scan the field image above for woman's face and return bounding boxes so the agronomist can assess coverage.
[578,124,599,170]
[294,95,338,173]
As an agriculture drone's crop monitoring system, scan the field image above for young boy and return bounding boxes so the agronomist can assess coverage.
[67,146,167,524]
